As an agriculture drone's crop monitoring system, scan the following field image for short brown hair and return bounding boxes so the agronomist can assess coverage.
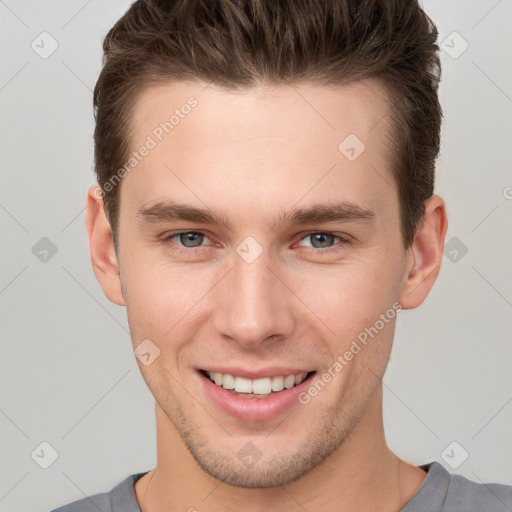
[93,0,442,251]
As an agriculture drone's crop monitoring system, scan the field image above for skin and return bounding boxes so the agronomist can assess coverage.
[86,79,448,512]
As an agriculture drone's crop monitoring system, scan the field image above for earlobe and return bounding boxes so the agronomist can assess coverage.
[85,185,126,306]
[399,195,448,310]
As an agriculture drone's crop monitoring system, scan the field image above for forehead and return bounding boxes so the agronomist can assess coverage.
[121,79,396,227]
[130,78,391,149]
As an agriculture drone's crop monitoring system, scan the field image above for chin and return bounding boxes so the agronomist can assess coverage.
[181,425,352,489]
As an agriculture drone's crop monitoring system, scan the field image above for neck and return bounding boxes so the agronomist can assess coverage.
[135,386,427,512]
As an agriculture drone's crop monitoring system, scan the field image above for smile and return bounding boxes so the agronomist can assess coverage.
[197,369,317,421]
[204,370,311,397]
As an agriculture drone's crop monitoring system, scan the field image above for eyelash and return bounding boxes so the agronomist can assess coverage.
[160,230,351,254]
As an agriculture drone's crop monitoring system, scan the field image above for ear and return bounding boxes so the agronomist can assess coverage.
[399,194,448,310]
[85,185,125,306]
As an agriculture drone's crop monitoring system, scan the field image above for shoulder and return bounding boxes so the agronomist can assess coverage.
[50,491,111,512]
[444,470,512,511]
[412,461,512,512]
[49,472,147,512]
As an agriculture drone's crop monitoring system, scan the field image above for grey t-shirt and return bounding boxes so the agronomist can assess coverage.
[50,461,512,511]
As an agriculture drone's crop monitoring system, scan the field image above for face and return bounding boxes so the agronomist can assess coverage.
[114,79,411,487]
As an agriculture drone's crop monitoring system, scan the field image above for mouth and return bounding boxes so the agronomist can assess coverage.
[199,369,316,398]
[197,368,317,421]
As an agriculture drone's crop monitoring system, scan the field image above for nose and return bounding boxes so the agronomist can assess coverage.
[213,245,296,349]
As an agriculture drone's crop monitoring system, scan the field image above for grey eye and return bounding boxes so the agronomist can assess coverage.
[300,233,338,249]
[178,232,205,247]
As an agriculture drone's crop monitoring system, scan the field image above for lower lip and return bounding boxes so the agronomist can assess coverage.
[197,371,315,421]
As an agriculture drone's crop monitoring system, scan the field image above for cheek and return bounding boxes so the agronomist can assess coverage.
[122,254,217,343]
[294,257,398,332]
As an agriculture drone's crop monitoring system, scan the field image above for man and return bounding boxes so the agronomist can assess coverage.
[52,0,512,510]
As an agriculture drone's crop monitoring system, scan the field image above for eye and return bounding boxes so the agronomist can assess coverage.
[296,232,350,251]
[160,230,351,254]
[162,231,211,249]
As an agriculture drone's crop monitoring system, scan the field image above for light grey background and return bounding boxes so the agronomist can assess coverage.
[0,1,511,511]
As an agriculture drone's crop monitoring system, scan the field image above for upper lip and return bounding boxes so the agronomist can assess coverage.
[199,367,314,379]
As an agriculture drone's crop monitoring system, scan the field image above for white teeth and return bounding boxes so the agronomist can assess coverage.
[234,376,253,393]
[252,377,272,394]
[284,375,295,389]
[271,376,284,392]
[206,371,310,395]
[222,373,235,390]
[295,372,307,385]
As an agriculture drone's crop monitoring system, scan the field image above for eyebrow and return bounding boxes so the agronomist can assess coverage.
[136,200,376,230]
